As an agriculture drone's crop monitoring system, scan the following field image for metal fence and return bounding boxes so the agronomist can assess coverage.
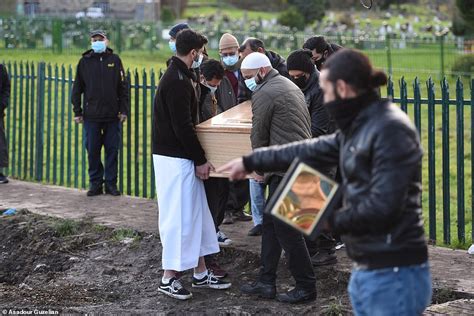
[2,61,473,246]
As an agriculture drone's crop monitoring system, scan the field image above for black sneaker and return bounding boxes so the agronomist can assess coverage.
[87,185,103,196]
[158,277,193,300]
[0,173,8,184]
[310,251,337,267]
[105,185,121,196]
[192,272,231,290]
[248,224,262,236]
[276,287,317,304]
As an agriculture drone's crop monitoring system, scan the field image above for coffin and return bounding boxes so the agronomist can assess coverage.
[196,101,252,178]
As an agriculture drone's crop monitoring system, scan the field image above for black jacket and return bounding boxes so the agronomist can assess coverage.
[152,56,207,166]
[243,99,428,269]
[71,48,128,121]
[0,64,10,117]
[302,70,334,138]
[237,50,289,103]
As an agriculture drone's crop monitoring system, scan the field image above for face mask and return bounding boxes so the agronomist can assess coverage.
[202,81,218,94]
[91,41,106,53]
[192,53,203,69]
[169,41,176,53]
[245,70,264,92]
[222,54,239,67]
[291,75,308,89]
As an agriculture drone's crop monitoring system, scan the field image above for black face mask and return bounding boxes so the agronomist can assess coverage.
[291,75,308,89]
[315,58,325,70]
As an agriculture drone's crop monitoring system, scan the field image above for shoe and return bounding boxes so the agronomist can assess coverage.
[105,185,121,196]
[311,251,337,267]
[335,242,345,250]
[87,185,103,196]
[217,231,232,247]
[248,224,262,236]
[240,281,276,299]
[233,210,252,222]
[222,212,234,225]
[276,288,317,304]
[205,258,228,279]
[158,277,193,300]
[192,272,231,290]
[0,173,8,184]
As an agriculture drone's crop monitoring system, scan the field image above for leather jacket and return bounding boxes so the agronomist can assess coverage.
[243,99,428,269]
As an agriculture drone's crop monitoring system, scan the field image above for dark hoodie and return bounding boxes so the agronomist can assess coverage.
[237,50,289,103]
[71,48,129,122]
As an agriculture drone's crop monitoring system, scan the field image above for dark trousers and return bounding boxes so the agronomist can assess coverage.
[259,175,316,291]
[305,234,337,257]
[84,120,120,188]
[204,177,229,232]
[0,116,8,169]
[226,179,249,213]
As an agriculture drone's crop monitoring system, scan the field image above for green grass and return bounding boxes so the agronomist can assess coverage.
[184,5,277,20]
[54,219,80,237]
[112,228,142,243]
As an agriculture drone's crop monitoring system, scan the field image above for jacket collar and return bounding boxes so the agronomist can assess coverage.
[255,68,279,92]
[83,47,114,58]
[170,56,196,81]
[301,70,319,93]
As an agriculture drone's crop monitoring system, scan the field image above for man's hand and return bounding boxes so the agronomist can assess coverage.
[217,158,249,181]
[74,116,83,124]
[195,162,215,180]
[118,113,127,123]
[252,172,264,183]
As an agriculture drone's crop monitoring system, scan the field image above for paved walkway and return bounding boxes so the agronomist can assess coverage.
[1,180,474,300]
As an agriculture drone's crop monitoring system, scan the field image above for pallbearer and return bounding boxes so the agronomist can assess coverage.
[152,29,231,300]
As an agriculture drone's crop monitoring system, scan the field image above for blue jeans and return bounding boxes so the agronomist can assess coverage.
[249,179,265,226]
[349,262,432,316]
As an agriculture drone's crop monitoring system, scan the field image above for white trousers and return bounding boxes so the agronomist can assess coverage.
[153,154,219,271]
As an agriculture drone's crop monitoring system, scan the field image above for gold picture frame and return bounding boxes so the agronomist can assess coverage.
[265,159,341,239]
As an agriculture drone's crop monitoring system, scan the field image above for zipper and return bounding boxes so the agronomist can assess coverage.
[100,56,104,99]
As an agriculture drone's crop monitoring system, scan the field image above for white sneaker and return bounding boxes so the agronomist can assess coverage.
[217,231,232,247]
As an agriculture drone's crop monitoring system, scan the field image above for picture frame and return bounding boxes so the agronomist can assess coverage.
[264,159,342,240]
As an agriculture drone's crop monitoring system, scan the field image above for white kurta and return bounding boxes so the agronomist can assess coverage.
[153,154,219,271]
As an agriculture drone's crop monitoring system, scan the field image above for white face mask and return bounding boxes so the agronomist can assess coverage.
[192,53,203,69]
[202,81,218,94]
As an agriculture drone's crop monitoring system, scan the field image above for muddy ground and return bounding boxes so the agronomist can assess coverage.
[0,210,352,315]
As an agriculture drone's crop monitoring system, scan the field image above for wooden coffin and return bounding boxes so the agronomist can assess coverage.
[196,101,252,178]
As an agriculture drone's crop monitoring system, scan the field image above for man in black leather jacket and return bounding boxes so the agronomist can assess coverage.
[219,49,432,315]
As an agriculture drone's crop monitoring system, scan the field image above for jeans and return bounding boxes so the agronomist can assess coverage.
[259,175,316,291]
[249,179,265,226]
[84,120,121,188]
[348,262,432,316]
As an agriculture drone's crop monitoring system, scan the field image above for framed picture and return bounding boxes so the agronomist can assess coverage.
[265,159,342,240]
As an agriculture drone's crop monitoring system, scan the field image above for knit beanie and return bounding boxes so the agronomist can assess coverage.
[287,49,315,74]
[219,33,239,51]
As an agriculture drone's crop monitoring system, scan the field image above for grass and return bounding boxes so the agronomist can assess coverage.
[112,228,142,243]
[1,44,473,248]
[54,219,80,237]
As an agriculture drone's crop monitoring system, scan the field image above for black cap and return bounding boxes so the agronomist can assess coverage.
[287,49,315,74]
[169,23,189,39]
[90,30,107,38]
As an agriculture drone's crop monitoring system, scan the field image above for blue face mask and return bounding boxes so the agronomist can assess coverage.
[169,41,176,53]
[245,71,260,92]
[192,53,203,69]
[222,54,239,67]
[91,40,106,53]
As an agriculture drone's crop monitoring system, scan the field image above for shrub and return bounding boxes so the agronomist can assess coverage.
[451,54,474,78]
[278,7,306,31]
